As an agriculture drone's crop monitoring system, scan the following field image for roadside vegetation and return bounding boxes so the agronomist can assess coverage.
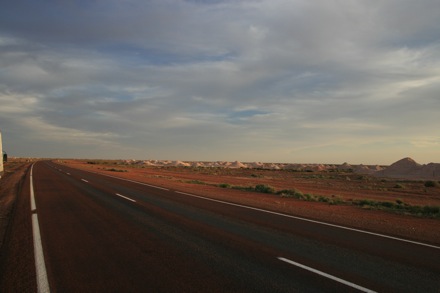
[425,180,440,188]
[81,160,440,219]
[105,168,127,172]
[179,180,440,218]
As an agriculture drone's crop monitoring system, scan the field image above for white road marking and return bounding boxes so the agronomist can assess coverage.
[278,257,376,293]
[87,171,169,191]
[174,191,440,250]
[32,215,51,293]
[30,164,51,293]
[52,162,439,250]
[116,193,136,202]
[30,167,36,212]
[66,173,70,175]
[52,163,169,190]
[81,179,89,183]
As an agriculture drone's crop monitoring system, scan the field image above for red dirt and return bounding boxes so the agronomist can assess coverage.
[60,159,440,245]
[0,160,32,249]
[0,159,36,291]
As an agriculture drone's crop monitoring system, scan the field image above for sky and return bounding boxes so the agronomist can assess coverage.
[1,0,439,164]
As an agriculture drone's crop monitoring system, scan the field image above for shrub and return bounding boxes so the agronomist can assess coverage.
[277,189,304,199]
[424,180,439,188]
[379,201,394,208]
[356,199,375,207]
[303,193,313,200]
[218,183,231,188]
[254,184,276,194]
[186,180,206,185]
[422,206,440,214]
[352,198,440,218]
[329,195,344,205]
[317,196,330,203]
[107,168,127,172]
[394,183,405,189]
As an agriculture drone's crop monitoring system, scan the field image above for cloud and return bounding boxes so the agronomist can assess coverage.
[0,0,439,163]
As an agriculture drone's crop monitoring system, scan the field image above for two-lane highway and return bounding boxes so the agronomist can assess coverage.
[22,161,440,291]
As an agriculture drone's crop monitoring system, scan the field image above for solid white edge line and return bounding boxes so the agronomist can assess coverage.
[278,257,376,293]
[116,193,136,202]
[30,164,51,293]
[174,191,440,250]
[81,179,89,183]
[33,214,51,293]
[30,165,36,211]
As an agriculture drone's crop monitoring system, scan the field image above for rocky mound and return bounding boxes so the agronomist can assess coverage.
[374,157,440,180]
[130,157,438,180]
[226,161,248,168]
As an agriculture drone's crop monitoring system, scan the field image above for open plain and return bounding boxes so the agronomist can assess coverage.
[62,159,440,245]
[1,158,439,292]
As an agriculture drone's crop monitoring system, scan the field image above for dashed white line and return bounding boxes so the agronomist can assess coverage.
[52,163,168,191]
[66,173,71,175]
[81,179,89,183]
[278,257,376,293]
[116,193,136,202]
[30,164,51,293]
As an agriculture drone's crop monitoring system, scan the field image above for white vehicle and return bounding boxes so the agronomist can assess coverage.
[0,130,3,177]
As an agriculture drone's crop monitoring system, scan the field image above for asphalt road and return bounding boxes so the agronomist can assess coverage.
[2,160,440,292]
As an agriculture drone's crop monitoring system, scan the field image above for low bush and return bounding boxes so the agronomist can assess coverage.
[218,183,231,188]
[303,193,313,200]
[277,189,304,199]
[353,199,440,217]
[316,196,329,203]
[424,180,439,188]
[254,184,276,194]
[422,206,440,214]
[107,168,127,172]
[185,180,206,185]
[208,180,439,218]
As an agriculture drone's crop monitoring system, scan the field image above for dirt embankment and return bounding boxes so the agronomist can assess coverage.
[0,161,32,250]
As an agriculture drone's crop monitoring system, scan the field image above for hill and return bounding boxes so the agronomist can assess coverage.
[374,157,440,180]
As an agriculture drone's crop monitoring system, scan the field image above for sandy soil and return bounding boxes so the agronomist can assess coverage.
[0,160,31,250]
[60,159,440,245]
[0,159,38,291]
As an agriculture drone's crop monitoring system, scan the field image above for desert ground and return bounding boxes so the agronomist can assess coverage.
[59,158,440,245]
[1,157,439,247]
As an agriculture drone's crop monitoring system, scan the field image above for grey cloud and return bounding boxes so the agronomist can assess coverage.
[1,0,439,163]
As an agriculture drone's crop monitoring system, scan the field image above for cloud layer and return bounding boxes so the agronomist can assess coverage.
[1,0,439,164]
